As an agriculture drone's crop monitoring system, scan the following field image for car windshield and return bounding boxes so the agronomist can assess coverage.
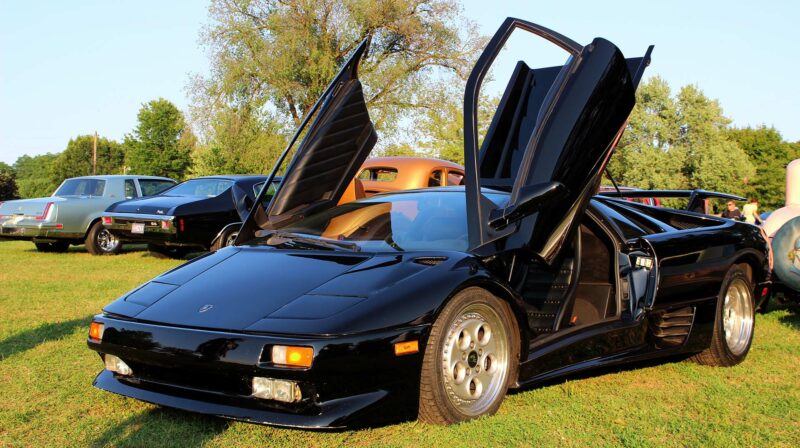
[54,178,106,196]
[162,179,234,197]
[260,190,508,252]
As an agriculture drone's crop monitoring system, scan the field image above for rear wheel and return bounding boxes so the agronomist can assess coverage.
[85,221,122,255]
[210,226,239,252]
[34,241,70,253]
[418,287,519,425]
[691,265,754,366]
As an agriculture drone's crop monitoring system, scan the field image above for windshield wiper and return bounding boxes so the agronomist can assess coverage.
[256,230,361,252]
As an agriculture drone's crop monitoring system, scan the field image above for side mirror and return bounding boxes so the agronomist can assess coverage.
[489,181,568,229]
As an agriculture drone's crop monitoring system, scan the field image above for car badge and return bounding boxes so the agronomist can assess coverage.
[156,210,164,215]
[198,304,214,313]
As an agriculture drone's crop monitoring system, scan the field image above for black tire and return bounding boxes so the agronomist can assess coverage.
[147,244,190,259]
[418,287,519,425]
[691,265,755,367]
[210,226,239,252]
[34,241,70,253]
[85,221,122,255]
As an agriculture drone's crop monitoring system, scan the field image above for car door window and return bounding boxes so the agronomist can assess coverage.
[428,169,443,187]
[139,179,176,196]
[447,170,464,186]
[124,180,138,199]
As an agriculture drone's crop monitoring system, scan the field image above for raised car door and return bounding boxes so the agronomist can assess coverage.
[238,39,377,240]
[463,18,653,265]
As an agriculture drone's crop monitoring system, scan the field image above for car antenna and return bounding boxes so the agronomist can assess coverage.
[605,168,622,195]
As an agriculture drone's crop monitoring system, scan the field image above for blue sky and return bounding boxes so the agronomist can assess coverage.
[1,0,798,165]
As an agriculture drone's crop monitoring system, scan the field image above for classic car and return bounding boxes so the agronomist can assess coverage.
[761,159,800,301]
[101,175,279,257]
[358,157,464,196]
[0,175,175,254]
[87,18,770,428]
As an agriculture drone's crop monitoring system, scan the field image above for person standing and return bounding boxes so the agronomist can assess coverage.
[742,198,762,225]
[721,201,742,220]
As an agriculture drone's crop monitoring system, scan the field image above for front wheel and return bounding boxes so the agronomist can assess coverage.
[691,265,754,366]
[418,287,519,425]
[85,222,122,255]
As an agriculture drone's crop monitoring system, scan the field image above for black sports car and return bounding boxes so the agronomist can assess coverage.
[102,175,279,256]
[87,18,770,428]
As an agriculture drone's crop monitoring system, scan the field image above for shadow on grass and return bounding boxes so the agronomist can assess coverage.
[90,407,229,447]
[20,243,149,255]
[0,315,94,361]
[777,302,800,330]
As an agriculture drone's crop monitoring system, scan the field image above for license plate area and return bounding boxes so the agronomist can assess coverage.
[131,222,145,234]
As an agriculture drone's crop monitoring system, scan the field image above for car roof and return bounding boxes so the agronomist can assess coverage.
[361,157,464,171]
[67,175,174,181]
[187,175,282,182]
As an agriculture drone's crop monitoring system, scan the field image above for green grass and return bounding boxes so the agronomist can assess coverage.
[0,240,798,447]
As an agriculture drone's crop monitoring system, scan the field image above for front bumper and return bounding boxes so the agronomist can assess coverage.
[0,218,80,241]
[87,316,427,428]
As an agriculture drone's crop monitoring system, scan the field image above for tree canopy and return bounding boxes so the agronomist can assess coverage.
[0,162,19,201]
[125,99,195,180]
[50,135,125,183]
[608,76,756,200]
[13,153,60,198]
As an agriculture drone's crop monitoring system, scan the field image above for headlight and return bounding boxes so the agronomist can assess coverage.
[104,354,132,376]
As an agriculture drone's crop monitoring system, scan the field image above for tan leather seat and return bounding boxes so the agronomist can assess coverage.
[338,178,366,205]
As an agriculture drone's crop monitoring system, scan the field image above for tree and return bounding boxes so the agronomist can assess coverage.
[50,135,125,184]
[728,126,800,211]
[13,153,60,198]
[191,105,288,176]
[125,99,195,179]
[0,162,19,200]
[608,76,754,197]
[191,0,485,167]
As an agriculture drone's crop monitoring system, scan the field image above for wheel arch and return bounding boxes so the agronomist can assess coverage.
[436,276,529,373]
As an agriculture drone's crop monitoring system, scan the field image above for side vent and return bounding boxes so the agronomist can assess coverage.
[413,256,448,266]
[650,306,695,349]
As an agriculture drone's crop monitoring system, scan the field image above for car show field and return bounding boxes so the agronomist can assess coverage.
[1,240,798,447]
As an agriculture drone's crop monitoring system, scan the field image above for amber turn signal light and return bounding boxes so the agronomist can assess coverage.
[272,345,313,368]
[89,321,104,342]
[394,340,419,356]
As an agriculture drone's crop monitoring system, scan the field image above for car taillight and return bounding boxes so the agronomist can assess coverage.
[179,218,185,232]
[35,202,53,221]
[102,216,113,225]
[161,220,172,230]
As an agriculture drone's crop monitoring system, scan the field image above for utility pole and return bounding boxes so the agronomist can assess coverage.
[92,131,98,175]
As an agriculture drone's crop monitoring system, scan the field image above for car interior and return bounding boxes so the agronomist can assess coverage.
[513,216,618,343]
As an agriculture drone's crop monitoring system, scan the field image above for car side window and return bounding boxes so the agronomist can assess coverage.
[139,180,176,196]
[428,169,443,187]
[124,180,138,199]
[447,170,464,186]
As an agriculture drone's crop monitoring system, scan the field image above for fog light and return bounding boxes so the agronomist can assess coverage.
[104,354,132,376]
[251,377,301,402]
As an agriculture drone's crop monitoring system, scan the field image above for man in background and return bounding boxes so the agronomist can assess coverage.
[721,200,742,220]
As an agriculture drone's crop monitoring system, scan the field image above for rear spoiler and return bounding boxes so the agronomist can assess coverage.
[598,189,746,213]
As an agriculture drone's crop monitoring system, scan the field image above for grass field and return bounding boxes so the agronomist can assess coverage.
[0,240,798,447]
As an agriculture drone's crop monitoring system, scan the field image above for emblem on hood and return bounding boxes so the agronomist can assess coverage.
[198,304,214,313]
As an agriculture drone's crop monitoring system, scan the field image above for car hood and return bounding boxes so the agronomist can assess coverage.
[106,195,201,215]
[103,247,374,331]
[103,246,476,335]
